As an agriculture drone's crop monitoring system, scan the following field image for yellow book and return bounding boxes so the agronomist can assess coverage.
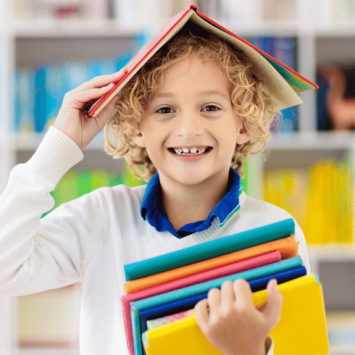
[143,274,329,355]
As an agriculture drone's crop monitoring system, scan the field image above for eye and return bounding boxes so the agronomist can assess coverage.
[157,107,175,114]
[202,105,220,112]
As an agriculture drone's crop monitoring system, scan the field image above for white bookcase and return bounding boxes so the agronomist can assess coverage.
[1,1,355,354]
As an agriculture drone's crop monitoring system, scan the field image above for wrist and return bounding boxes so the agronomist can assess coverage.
[223,343,265,355]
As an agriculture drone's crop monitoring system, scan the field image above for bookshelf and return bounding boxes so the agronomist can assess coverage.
[1,0,355,354]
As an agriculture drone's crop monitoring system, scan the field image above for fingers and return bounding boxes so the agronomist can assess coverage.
[65,83,115,110]
[207,287,221,321]
[72,68,127,93]
[220,280,235,305]
[195,299,209,325]
[263,279,283,328]
[233,278,254,309]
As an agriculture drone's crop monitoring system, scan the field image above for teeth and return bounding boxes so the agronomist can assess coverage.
[172,147,207,155]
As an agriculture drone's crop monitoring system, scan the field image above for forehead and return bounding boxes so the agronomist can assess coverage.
[156,56,230,95]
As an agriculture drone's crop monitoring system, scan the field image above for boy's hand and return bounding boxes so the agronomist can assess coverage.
[55,69,126,149]
[195,278,283,355]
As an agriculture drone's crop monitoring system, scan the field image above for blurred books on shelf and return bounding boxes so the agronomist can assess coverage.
[16,283,81,348]
[12,0,355,26]
[251,36,298,132]
[45,163,145,217]
[15,52,133,134]
[15,33,300,135]
[264,156,354,244]
[13,0,112,21]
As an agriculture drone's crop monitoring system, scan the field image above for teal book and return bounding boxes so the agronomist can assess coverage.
[124,218,295,281]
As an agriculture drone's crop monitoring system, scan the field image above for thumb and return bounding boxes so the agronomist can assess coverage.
[262,279,283,330]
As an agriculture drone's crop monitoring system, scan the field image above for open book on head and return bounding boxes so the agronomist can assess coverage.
[88,4,318,118]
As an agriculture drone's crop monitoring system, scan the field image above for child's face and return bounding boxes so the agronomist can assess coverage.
[133,55,250,189]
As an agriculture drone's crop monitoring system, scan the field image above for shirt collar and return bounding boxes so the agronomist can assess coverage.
[140,168,242,238]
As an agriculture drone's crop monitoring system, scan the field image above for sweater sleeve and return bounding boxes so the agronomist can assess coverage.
[0,126,99,296]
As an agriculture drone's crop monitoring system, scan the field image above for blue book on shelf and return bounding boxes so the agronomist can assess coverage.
[34,65,48,132]
[124,218,295,281]
[275,37,298,132]
[114,51,134,72]
[45,64,64,129]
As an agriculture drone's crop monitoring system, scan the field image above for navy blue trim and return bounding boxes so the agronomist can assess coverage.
[140,169,242,238]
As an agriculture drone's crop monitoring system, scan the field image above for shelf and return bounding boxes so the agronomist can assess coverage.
[308,244,355,262]
[11,18,355,39]
[330,345,355,355]
[327,310,355,355]
[3,349,79,355]
[12,131,355,152]
[11,132,106,152]
[11,20,142,38]
[268,131,355,150]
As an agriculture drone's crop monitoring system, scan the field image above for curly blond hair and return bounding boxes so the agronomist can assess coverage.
[104,26,278,181]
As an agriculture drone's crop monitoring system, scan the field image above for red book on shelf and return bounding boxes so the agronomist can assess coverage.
[88,4,318,118]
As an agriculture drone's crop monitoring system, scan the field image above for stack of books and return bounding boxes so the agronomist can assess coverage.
[121,219,329,355]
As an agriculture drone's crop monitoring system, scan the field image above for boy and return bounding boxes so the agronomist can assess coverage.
[0,14,310,355]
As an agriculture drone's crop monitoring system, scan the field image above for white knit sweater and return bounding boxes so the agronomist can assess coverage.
[0,126,310,355]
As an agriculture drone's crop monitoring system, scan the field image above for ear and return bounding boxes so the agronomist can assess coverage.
[236,124,251,145]
[131,131,146,148]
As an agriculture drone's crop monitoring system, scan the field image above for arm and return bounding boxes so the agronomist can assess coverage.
[195,279,282,355]
[0,70,124,295]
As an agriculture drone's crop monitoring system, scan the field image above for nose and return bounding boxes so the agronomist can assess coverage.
[175,110,203,139]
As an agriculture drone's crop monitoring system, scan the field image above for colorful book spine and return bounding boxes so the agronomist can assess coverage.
[45,165,144,217]
[263,156,354,244]
[251,36,298,132]
[142,275,329,355]
[124,218,295,281]
[15,52,133,134]
[131,257,304,355]
[124,236,298,294]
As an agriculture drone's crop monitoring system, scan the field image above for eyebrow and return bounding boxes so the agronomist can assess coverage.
[153,90,229,100]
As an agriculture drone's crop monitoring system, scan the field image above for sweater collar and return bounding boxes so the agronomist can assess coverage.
[140,169,242,238]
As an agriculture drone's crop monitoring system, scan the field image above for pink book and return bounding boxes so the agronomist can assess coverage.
[121,250,281,355]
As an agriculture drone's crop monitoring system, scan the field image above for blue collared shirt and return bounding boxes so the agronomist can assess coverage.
[140,168,243,238]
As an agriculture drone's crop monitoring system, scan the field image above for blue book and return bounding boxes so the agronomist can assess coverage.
[272,37,298,132]
[45,64,64,129]
[34,65,48,132]
[114,51,134,72]
[130,256,303,355]
[124,218,295,281]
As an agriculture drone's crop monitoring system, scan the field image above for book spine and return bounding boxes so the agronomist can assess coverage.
[15,51,134,134]
[263,157,354,244]
[124,218,295,281]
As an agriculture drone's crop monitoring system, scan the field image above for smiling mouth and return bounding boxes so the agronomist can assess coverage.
[168,147,213,156]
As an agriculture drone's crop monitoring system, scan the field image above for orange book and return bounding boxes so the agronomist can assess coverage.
[124,235,298,294]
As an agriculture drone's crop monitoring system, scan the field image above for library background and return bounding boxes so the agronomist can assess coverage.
[0,0,355,353]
